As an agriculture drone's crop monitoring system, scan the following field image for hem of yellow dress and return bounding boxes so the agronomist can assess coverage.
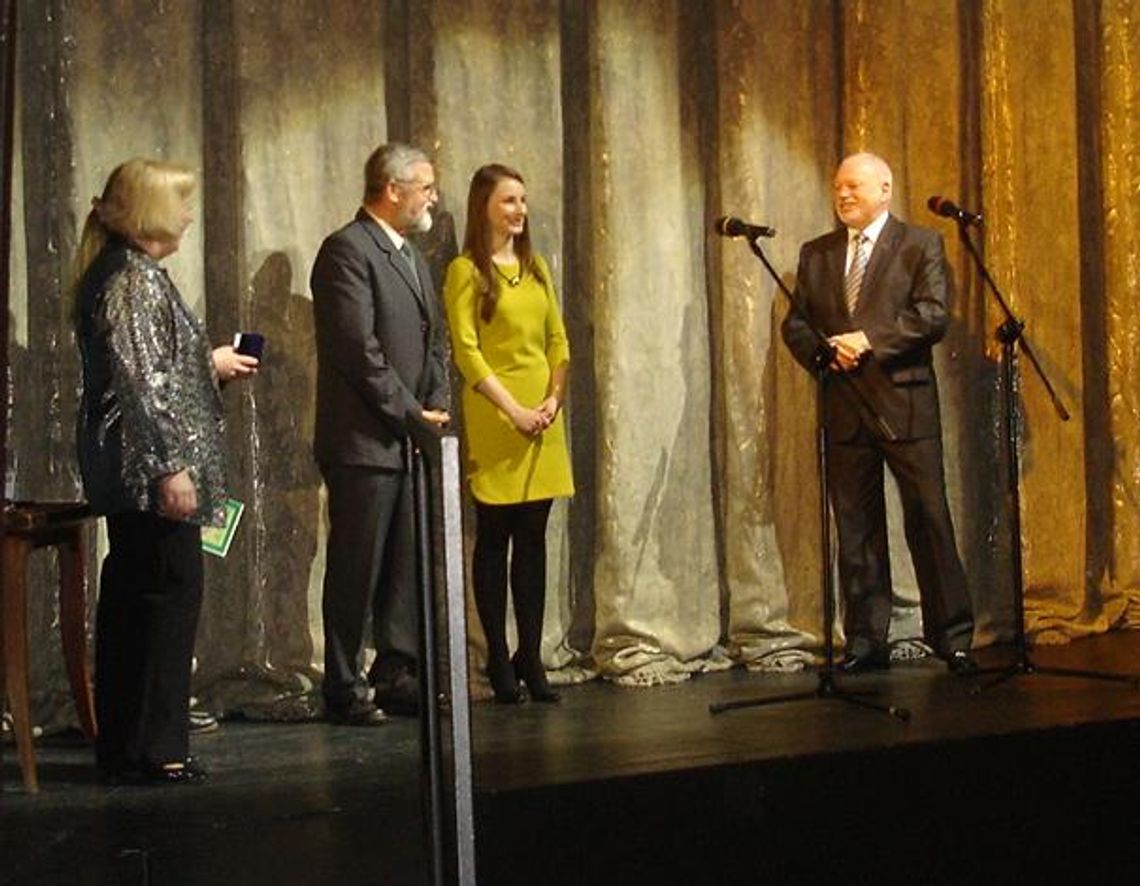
[469,484,576,506]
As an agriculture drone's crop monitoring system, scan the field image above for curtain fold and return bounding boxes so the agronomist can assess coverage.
[709,0,839,669]
[584,0,721,684]
[980,0,1122,643]
[1100,0,1140,628]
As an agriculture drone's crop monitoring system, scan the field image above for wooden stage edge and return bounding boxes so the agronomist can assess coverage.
[476,631,1140,883]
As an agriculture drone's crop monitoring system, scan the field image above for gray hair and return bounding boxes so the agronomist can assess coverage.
[363,143,430,202]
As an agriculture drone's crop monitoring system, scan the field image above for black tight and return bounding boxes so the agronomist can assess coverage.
[472,499,553,671]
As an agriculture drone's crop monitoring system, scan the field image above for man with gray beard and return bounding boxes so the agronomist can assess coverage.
[311,143,451,723]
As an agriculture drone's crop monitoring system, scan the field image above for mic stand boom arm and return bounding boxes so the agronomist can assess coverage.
[956,227,1068,422]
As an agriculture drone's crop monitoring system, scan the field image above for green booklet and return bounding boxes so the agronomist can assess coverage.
[201,498,244,557]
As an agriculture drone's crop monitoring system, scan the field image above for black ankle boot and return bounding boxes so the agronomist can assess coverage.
[487,655,524,704]
[512,653,560,703]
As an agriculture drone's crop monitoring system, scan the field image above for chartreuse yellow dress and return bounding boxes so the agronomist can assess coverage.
[443,253,575,505]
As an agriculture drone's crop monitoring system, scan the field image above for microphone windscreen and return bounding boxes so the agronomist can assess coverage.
[714,216,737,236]
[927,196,951,216]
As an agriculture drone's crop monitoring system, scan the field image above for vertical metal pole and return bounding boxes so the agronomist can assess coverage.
[0,0,18,786]
[439,435,476,883]
[0,0,18,502]
[412,445,445,886]
[1001,332,1028,666]
[817,367,835,674]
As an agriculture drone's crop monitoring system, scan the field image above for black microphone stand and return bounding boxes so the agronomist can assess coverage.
[953,221,1139,692]
[709,233,909,721]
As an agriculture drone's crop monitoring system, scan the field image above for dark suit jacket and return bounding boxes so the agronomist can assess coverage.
[781,215,953,443]
[311,209,450,469]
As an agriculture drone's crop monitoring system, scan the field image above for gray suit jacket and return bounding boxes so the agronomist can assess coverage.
[781,215,953,443]
[311,209,450,469]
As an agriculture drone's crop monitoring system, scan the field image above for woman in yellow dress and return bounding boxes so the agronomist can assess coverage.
[443,164,574,703]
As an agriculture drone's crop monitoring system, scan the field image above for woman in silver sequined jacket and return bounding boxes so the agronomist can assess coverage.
[77,221,227,525]
[74,158,257,786]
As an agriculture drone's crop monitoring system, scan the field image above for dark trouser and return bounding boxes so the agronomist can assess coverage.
[320,463,417,708]
[472,499,553,670]
[95,511,203,770]
[827,431,974,658]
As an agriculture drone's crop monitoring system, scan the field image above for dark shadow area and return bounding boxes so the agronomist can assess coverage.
[559,0,599,657]
[2,720,425,886]
[196,252,324,719]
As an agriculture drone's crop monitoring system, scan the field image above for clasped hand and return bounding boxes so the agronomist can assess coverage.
[511,397,560,438]
[827,331,872,373]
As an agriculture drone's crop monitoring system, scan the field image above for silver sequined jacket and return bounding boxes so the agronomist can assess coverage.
[76,238,227,526]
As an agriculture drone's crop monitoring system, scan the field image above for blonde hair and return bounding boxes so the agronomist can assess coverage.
[73,158,196,292]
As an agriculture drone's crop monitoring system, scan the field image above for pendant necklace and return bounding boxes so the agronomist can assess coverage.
[493,260,522,287]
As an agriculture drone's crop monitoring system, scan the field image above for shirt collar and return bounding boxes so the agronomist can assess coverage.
[364,206,406,251]
[849,210,890,246]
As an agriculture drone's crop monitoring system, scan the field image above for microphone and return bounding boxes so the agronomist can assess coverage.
[927,196,982,227]
[714,216,776,239]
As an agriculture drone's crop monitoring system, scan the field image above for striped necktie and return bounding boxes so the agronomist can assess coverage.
[399,242,422,295]
[845,233,868,315]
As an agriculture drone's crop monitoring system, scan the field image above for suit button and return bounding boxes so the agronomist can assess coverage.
[421,322,428,333]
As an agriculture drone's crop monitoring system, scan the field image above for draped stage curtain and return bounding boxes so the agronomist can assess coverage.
[7,0,1139,726]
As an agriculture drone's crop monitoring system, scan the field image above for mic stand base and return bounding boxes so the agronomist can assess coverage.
[709,667,910,721]
[972,656,1140,695]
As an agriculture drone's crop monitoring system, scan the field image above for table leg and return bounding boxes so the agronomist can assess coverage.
[2,535,39,792]
[59,529,97,742]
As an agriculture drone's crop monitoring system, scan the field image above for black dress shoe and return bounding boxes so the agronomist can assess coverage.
[374,672,420,717]
[837,650,891,674]
[946,650,979,676]
[326,700,388,727]
[103,757,209,787]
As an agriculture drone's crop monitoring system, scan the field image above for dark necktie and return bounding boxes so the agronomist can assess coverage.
[399,242,422,295]
[845,233,868,315]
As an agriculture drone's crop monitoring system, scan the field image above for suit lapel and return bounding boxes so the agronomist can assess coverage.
[357,211,428,311]
[825,229,848,316]
[858,215,901,307]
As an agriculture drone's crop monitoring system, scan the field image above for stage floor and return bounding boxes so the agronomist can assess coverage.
[4,632,1140,884]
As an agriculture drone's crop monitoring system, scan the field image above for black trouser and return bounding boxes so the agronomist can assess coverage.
[472,499,553,670]
[319,464,417,708]
[95,511,203,770]
[827,431,974,658]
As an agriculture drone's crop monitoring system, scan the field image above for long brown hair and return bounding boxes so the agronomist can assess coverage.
[462,163,546,322]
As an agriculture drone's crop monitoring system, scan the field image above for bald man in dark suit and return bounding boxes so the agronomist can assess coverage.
[312,143,450,723]
[781,152,976,676]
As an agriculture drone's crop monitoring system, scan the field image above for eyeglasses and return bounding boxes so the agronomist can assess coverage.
[397,179,438,198]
